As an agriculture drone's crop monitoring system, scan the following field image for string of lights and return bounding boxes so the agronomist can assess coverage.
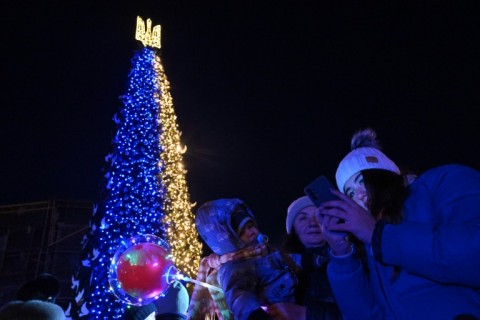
[68,38,201,318]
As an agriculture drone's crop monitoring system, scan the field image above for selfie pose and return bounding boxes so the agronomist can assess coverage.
[318,128,480,319]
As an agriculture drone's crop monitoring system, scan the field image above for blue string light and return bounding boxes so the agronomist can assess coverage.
[86,47,167,319]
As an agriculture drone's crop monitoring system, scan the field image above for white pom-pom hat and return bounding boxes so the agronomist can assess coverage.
[335,147,400,193]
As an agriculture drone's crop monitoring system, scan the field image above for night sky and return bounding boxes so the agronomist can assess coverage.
[2,1,480,245]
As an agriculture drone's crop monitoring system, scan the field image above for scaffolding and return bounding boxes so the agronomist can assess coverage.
[0,199,92,309]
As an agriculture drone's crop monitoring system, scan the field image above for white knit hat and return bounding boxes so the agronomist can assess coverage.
[335,147,400,193]
[286,196,315,234]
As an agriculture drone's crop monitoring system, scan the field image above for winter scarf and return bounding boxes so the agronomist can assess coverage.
[187,244,267,320]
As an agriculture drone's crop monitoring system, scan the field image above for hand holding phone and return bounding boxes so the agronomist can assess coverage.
[304,175,347,237]
[304,175,339,207]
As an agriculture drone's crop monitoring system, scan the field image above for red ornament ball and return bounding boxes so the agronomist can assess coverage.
[116,242,173,301]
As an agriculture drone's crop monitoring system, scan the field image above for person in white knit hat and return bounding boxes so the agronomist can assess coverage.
[266,196,342,320]
[315,128,480,320]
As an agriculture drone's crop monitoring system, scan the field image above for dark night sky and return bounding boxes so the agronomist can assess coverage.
[1,1,480,245]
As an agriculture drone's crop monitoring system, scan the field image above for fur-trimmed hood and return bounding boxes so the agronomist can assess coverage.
[195,198,257,255]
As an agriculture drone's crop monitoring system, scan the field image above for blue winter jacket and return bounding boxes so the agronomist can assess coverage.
[327,164,480,320]
[195,199,298,320]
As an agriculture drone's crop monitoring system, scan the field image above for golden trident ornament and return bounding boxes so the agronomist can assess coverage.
[135,16,161,49]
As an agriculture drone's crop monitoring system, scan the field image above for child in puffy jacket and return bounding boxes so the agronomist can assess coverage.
[194,198,299,320]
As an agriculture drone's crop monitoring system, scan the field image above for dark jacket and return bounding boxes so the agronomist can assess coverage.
[296,246,342,320]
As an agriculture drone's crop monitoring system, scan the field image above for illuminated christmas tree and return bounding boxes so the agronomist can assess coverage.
[66,17,202,319]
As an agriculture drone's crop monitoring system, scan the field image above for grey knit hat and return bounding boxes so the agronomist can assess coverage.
[286,196,315,234]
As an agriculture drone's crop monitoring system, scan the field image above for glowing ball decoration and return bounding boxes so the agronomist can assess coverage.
[109,234,175,305]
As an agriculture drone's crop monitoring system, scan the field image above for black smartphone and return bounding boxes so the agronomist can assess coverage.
[304,175,339,207]
[304,175,347,236]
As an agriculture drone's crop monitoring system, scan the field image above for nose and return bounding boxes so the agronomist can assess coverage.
[308,215,320,227]
[355,189,368,207]
[357,191,366,201]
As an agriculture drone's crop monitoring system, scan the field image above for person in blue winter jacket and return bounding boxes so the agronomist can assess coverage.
[317,128,480,320]
[195,198,299,320]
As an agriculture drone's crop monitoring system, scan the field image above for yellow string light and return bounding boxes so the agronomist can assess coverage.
[153,54,202,278]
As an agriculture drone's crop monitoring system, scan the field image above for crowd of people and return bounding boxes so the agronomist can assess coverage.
[188,128,480,320]
[1,127,479,320]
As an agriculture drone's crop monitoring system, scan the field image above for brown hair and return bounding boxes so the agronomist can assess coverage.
[362,169,408,223]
